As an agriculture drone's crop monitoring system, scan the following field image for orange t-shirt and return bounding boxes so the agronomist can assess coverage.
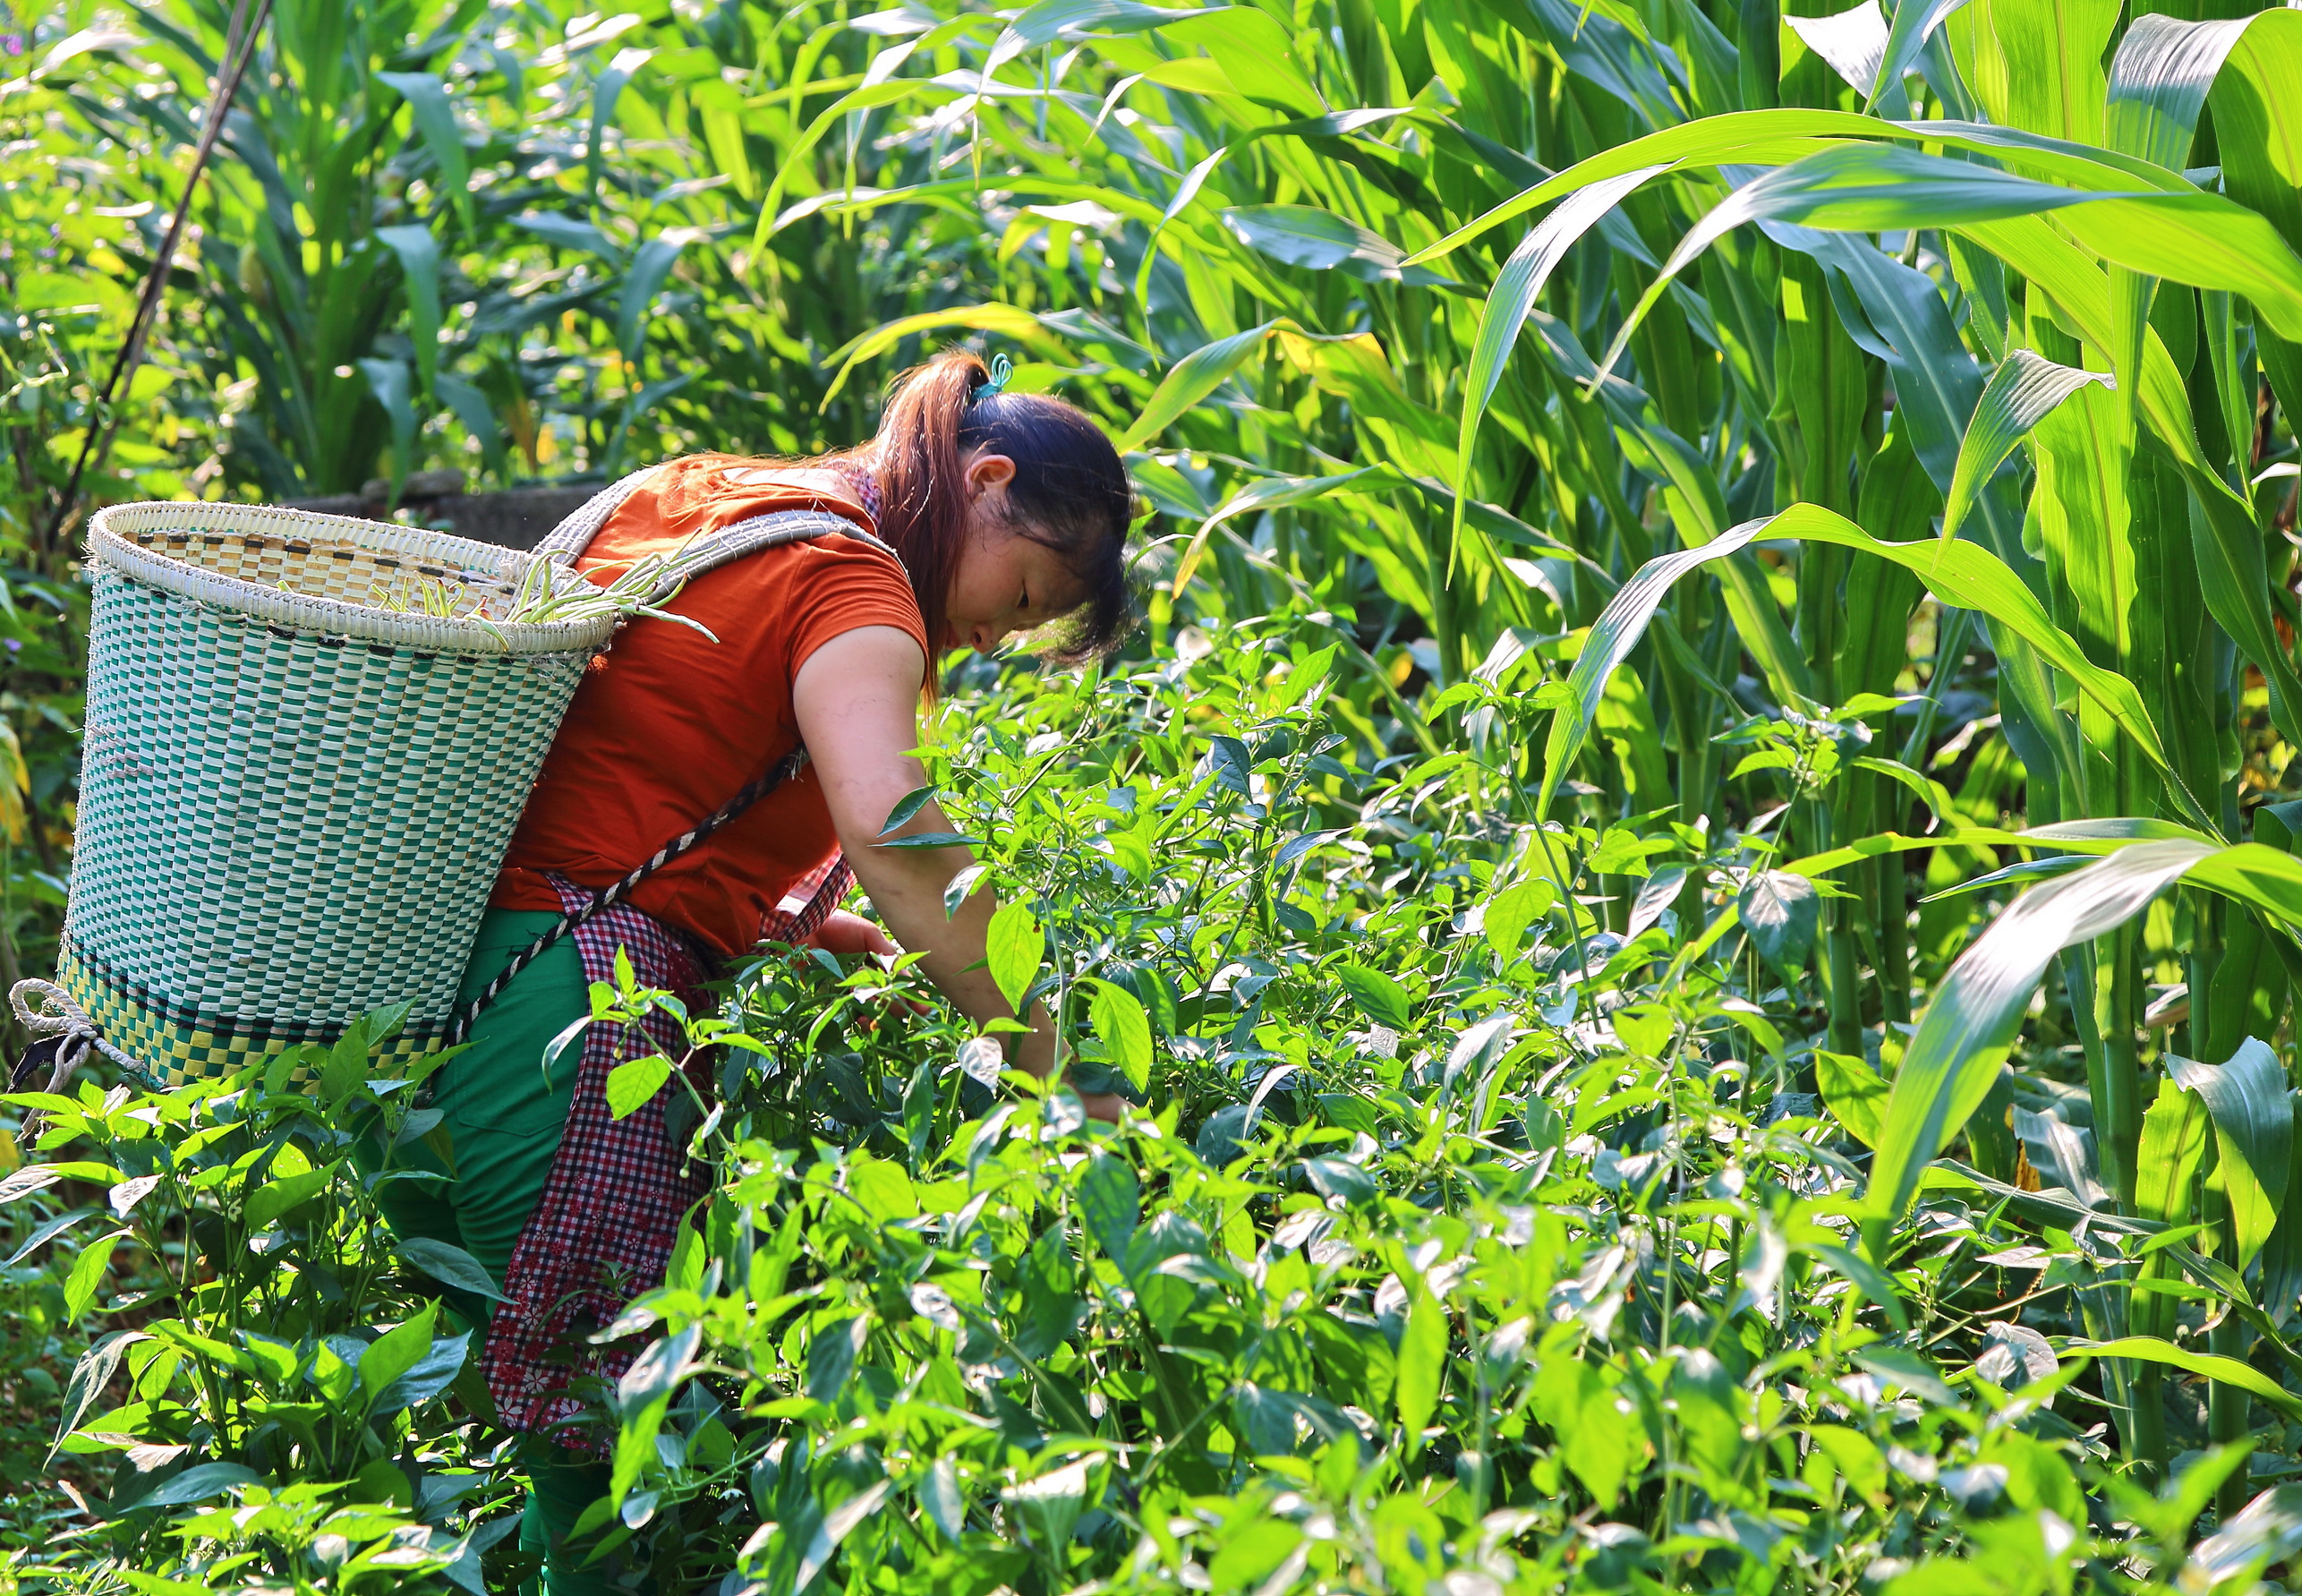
[490,455,928,957]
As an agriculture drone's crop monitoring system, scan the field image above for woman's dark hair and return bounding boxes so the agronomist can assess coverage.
[858,347,1134,662]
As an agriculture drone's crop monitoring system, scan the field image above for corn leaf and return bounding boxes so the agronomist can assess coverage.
[1785,1,1889,98]
[2167,1039,2294,1269]
[1942,351,2111,542]
[2063,1337,2302,1421]
[1452,167,1666,574]
[374,72,473,233]
[1864,841,2214,1240]
[1539,503,2174,820]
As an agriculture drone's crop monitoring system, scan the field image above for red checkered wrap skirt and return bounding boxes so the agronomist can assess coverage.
[480,857,848,1436]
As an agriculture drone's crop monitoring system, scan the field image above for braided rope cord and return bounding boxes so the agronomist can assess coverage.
[443,745,810,1046]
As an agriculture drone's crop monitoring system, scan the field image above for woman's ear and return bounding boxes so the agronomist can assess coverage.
[965,450,1018,498]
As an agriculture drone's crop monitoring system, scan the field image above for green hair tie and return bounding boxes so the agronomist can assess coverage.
[970,353,1012,404]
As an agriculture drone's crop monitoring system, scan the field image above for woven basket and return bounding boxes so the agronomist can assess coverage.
[56,500,618,1088]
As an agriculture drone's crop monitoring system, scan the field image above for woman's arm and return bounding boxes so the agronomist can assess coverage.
[792,626,1121,1118]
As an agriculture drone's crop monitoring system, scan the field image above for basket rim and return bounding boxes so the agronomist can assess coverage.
[88,500,618,656]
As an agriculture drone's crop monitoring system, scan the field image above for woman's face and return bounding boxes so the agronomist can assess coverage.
[942,449,1080,654]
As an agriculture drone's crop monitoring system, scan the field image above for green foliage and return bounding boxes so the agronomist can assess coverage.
[5,0,2302,1584]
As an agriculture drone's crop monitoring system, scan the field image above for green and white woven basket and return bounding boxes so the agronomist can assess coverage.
[45,500,618,1089]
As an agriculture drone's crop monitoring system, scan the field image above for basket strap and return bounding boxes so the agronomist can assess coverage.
[634,509,893,605]
[531,466,659,565]
[533,470,895,599]
[443,744,813,1048]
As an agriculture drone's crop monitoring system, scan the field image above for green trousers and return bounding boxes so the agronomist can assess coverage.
[358,908,620,1593]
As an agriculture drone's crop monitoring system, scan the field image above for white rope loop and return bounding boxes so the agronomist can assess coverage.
[11,977,151,1098]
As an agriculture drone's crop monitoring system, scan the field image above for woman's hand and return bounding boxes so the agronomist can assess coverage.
[794,626,1123,1125]
[804,909,933,1026]
[805,909,898,958]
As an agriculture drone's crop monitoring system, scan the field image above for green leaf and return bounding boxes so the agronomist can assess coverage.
[373,225,440,398]
[689,78,755,201]
[1172,465,1404,596]
[806,1314,866,1403]
[1079,1152,1139,1259]
[755,79,965,252]
[874,831,983,849]
[2106,13,2259,172]
[1121,319,1292,451]
[1807,1241,1909,1329]
[513,209,625,263]
[1818,1051,1889,1149]
[1395,1283,1447,1452]
[1960,211,2302,752]
[2212,12,2302,424]
[2167,1038,2293,1268]
[1156,7,1325,116]
[605,1054,675,1121]
[357,358,417,504]
[847,1157,918,1222]
[611,1323,701,1506]
[375,72,472,232]
[1411,106,2209,267]
[618,1322,701,1421]
[436,372,507,482]
[986,0,1228,73]
[877,784,939,837]
[1868,0,1975,113]
[51,1330,141,1456]
[2062,1337,2302,1421]
[1853,1345,1957,1404]
[618,228,703,364]
[1738,872,1820,974]
[1220,205,1458,286]
[2136,1074,2212,1228]
[1598,141,2302,393]
[1453,167,1665,575]
[5,1207,98,1267]
[2211,13,2302,271]
[817,303,1051,407]
[1800,236,1996,521]
[1088,980,1153,1092]
[1866,841,2216,1240]
[130,1462,265,1511]
[0,1166,66,1206]
[1335,963,1411,1029]
[1539,503,2177,819]
[1940,350,2111,541]
[985,901,1043,1012]
[371,1331,470,1413]
[1786,1,1888,98]
[63,1228,128,1319]
[1555,1375,1634,1506]
[2135,1077,2213,1339]
[1483,880,1555,966]
[244,1163,342,1230]
[359,1302,439,1404]
[1407,112,2007,267]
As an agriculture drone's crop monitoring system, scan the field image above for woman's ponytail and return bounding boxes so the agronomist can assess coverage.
[865,348,1133,661]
